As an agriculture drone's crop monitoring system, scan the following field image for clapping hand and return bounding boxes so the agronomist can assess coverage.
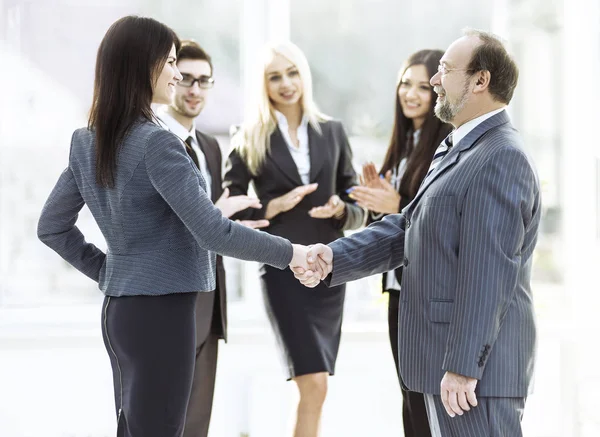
[216,188,270,229]
[236,219,270,229]
[290,244,333,288]
[265,183,319,219]
[216,188,262,218]
[360,162,392,189]
[349,163,400,214]
[308,195,345,219]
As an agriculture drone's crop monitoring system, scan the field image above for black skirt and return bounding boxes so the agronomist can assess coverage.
[260,265,345,380]
[101,292,198,437]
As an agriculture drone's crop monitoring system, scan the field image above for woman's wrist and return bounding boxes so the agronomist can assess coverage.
[265,199,280,220]
[388,192,401,214]
[333,203,347,220]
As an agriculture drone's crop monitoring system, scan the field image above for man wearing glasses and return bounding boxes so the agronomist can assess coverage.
[158,40,268,437]
[295,29,541,437]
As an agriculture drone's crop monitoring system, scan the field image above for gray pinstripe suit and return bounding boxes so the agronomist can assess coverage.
[326,111,541,436]
[38,120,292,296]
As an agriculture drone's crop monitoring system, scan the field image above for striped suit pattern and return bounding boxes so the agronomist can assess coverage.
[326,111,541,436]
[38,119,292,297]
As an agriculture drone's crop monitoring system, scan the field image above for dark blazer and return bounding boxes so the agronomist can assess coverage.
[326,111,541,397]
[37,120,292,297]
[224,120,364,245]
[194,130,228,341]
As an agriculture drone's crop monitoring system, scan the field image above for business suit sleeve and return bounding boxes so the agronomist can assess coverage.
[145,130,291,268]
[442,147,538,379]
[326,213,406,286]
[332,121,365,230]
[222,148,269,221]
[37,166,106,282]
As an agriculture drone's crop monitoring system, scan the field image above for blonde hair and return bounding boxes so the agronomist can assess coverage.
[232,41,330,175]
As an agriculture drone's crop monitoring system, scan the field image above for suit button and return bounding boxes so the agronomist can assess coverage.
[403,257,409,267]
[405,218,411,228]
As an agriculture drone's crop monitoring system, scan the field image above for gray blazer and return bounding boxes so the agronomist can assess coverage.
[37,119,292,297]
[326,110,541,397]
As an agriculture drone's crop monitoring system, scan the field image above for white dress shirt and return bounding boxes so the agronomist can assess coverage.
[275,110,311,185]
[157,111,212,196]
[452,107,506,148]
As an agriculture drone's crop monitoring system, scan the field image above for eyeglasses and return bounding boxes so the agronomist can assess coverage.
[179,74,215,89]
[437,64,474,76]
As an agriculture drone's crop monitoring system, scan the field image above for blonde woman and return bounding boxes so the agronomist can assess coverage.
[224,41,364,436]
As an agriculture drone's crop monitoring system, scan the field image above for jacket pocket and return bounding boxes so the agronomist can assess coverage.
[429,299,454,323]
[423,195,455,207]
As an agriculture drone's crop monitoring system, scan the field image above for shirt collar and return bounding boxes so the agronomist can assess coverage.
[157,109,196,143]
[274,110,309,129]
[452,107,506,147]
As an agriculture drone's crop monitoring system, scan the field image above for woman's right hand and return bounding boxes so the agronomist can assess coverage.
[265,183,318,219]
[360,162,391,189]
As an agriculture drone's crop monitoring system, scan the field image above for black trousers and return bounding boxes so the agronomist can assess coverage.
[388,291,432,437]
[101,292,198,437]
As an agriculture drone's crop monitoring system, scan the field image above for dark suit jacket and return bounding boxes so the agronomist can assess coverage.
[223,120,364,245]
[193,130,228,342]
[326,111,541,397]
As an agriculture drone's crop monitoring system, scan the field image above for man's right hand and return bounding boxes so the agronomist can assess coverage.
[265,183,318,219]
[291,243,333,288]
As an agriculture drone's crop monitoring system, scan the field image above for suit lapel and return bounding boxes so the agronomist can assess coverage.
[308,123,326,182]
[268,127,304,186]
[407,110,512,211]
[195,131,221,201]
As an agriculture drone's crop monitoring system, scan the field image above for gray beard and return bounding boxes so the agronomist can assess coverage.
[435,100,456,123]
[434,83,470,123]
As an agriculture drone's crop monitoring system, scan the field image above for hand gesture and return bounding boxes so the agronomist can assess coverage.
[215,188,262,218]
[291,243,333,288]
[360,162,392,189]
[308,195,345,219]
[265,183,319,219]
[348,177,401,214]
[289,244,310,271]
[236,219,270,229]
[440,371,478,417]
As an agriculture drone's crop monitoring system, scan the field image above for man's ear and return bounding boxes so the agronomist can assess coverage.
[473,70,491,94]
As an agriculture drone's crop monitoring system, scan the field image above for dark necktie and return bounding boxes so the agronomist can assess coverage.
[426,133,453,178]
[185,136,200,169]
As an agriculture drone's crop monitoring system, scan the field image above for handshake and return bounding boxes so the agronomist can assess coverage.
[289,244,333,288]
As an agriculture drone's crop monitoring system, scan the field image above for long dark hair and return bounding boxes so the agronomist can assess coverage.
[380,49,453,199]
[89,16,180,188]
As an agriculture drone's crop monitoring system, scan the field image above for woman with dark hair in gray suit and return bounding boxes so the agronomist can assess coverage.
[223,41,364,437]
[37,16,309,437]
[348,49,452,437]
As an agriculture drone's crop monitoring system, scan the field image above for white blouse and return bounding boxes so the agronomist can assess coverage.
[385,128,421,291]
[275,110,311,185]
